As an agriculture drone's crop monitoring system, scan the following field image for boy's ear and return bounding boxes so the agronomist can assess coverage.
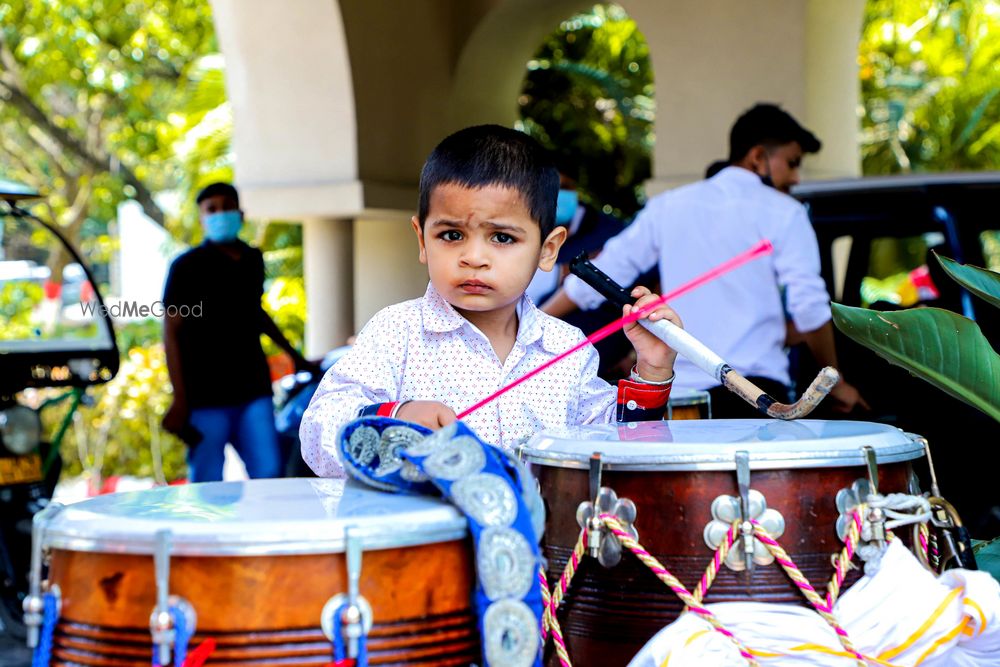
[538,225,568,271]
[411,216,428,264]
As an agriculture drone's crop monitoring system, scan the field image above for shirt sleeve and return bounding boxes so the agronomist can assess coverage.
[774,206,832,333]
[572,343,620,423]
[299,308,405,478]
[562,202,663,310]
[162,255,189,308]
[570,343,672,423]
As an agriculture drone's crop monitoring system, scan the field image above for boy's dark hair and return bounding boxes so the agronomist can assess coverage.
[418,125,559,238]
[728,103,821,163]
[196,182,240,206]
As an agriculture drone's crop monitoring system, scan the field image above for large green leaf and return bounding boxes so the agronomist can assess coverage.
[974,537,1000,585]
[936,253,1000,310]
[831,304,1000,422]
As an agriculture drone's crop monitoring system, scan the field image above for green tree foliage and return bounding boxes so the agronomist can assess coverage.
[0,0,223,257]
[519,4,653,219]
[860,0,1000,173]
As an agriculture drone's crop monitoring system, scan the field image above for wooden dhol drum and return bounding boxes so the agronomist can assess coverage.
[519,419,925,666]
[30,478,478,666]
[665,388,711,420]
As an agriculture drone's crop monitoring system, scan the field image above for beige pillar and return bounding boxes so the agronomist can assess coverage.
[302,218,354,357]
[353,216,428,327]
[805,0,865,179]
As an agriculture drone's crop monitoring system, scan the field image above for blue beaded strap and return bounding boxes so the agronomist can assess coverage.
[337,417,544,667]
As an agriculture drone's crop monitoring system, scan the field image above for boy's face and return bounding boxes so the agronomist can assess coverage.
[412,183,566,318]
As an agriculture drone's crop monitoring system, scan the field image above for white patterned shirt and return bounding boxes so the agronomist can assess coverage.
[301,283,627,478]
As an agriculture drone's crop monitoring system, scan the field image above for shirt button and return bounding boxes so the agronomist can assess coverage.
[626,400,638,410]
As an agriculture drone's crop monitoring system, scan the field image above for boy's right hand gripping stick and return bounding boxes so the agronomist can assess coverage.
[569,253,839,420]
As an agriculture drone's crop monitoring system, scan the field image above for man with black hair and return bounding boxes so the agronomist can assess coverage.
[162,182,316,481]
[544,103,867,417]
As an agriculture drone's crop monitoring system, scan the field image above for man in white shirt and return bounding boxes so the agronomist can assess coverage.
[543,103,866,416]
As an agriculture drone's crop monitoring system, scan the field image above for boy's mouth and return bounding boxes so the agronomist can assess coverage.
[459,279,491,294]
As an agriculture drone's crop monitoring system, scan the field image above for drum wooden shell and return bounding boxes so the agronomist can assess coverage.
[47,542,477,666]
[39,479,480,666]
[523,420,923,666]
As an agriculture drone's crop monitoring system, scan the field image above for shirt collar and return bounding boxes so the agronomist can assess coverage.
[420,282,560,353]
[716,165,765,186]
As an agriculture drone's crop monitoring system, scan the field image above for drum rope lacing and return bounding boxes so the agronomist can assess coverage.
[539,502,937,667]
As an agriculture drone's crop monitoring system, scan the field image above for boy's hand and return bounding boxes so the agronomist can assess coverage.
[396,400,457,429]
[622,286,683,382]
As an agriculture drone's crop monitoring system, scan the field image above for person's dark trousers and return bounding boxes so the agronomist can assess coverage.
[707,377,791,419]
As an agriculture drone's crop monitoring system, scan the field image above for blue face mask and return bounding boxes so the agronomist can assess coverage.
[555,189,579,225]
[203,210,243,243]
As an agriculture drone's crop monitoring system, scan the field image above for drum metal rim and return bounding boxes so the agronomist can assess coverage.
[520,420,925,471]
[41,515,469,556]
[520,446,923,471]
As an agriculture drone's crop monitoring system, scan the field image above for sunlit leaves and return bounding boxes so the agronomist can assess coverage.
[519,3,653,219]
[860,0,1000,174]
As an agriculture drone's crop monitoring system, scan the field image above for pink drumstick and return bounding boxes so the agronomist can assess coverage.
[457,240,774,419]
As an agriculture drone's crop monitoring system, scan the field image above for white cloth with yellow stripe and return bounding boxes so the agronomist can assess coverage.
[628,540,1000,666]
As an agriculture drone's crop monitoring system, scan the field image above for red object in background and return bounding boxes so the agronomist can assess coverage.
[268,352,295,382]
[43,279,61,300]
[80,280,95,303]
[909,265,941,301]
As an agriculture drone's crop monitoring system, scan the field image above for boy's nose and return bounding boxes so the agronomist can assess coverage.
[460,243,490,268]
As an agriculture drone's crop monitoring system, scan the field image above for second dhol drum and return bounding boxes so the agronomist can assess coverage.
[26,478,477,666]
[519,419,926,665]
[665,388,711,420]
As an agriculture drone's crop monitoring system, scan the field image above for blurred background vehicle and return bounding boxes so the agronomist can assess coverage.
[793,172,1000,538]
[0,179,119,638]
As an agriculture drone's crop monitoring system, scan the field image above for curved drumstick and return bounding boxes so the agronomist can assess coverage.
[569,254,839,420]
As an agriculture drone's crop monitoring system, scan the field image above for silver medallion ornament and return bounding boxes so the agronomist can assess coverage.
[374,435,404,477]
[483,599,539,667]
[348,426,379,467]
[400,460,429,483]
[405,422,457,457]
[477,527,534,601]
[421,436,486,480]
[381,425,424,451]
[451,473,517,528]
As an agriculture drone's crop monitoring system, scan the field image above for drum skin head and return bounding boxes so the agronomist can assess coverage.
[40,478,468,555]
[519,419,924,471]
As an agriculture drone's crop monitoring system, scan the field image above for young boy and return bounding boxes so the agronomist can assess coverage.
[300,126,682,478]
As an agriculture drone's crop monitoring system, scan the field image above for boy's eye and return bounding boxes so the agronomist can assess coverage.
[439,230,463,241]
[492,232,515,244]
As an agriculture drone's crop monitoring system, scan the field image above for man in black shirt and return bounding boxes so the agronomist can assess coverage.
[162,182,314,482]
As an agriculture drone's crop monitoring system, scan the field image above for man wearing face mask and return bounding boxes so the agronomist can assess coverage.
[526,168,651,379]
[543,103,868,416]
[161,182,315,481]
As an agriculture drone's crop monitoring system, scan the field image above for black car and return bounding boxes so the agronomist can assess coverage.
[794,172,1000,537]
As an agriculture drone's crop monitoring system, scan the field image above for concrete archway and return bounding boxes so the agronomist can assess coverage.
[211,0,866,354]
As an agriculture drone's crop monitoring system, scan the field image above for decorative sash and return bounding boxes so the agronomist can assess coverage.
[338,417,544,667]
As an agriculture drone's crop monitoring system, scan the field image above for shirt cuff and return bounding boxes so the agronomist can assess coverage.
[790,302,832,334]
[616,379,671,422]
[359,402,400,418]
